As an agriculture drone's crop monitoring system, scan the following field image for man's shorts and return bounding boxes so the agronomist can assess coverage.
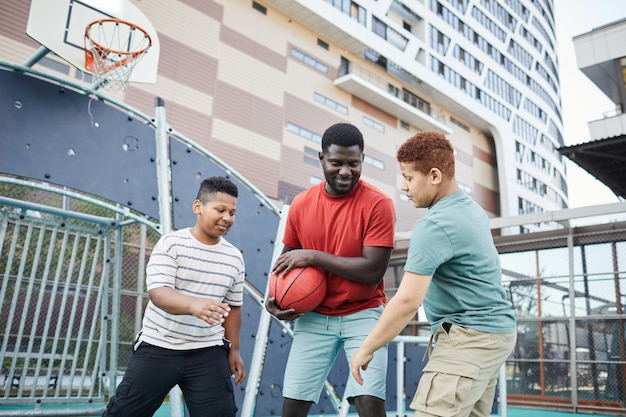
[282,306,387,403]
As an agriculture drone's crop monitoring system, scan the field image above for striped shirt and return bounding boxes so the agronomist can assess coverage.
[139,228,245,350]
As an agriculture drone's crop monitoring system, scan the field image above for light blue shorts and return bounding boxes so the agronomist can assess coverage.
[282,306,387,403]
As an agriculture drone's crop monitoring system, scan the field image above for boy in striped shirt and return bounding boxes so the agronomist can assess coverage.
[103,176,246,417]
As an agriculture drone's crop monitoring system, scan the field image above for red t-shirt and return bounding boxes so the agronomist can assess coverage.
[283,180,395,315]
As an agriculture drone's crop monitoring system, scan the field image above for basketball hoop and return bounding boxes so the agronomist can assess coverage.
[84,18,152,91]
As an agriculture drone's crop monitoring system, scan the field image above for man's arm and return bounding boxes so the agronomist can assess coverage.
[223,305,245,385]
[350,271,432,384]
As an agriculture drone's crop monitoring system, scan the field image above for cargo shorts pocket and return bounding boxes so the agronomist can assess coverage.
[410,357,480,416]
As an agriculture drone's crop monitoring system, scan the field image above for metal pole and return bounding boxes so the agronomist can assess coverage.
[581,245,600,399]
[499,364,507,417]
[22,45,50,67]
[611,241,626,407]
[396,341,405,417]
[241,205,290,417]
[134,224,147,336]
[567,232,578,407]
[535,250,545,397]
[154,97,180,417]
[155,97,172,235]
[108,211,124,400]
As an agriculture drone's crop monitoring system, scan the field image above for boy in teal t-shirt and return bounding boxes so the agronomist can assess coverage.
[406,190,516,335]
[351,131,516,417]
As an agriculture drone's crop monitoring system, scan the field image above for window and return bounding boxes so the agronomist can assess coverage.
[287,122,322,144]
[339,56,350,76]
[309,176,323,185]
[313,92,348,115]
[362,116,385,133]
[388,83,400,98]
[291,48,328,74]
[252,1,267,14]
[325,0,366,25]
[364,155,385,170]
[303,146,319,168]
[450,116,470,132]
[372,16,387,39]
[304,155,319,167]
[402,89,431,114]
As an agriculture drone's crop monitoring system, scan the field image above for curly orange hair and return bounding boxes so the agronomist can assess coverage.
[396,131,455,180]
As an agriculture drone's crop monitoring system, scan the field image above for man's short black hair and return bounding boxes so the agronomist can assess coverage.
[321,123,364,152]
[196,176,238,203]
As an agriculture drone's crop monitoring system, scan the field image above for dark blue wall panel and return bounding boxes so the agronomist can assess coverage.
[0,69,160,219]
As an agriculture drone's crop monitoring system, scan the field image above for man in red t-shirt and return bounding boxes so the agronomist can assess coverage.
[266,123,396,417]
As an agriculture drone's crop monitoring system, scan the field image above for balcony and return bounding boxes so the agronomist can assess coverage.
[589,111,626,139]
[335,63,451,133]
[264,0,368,53]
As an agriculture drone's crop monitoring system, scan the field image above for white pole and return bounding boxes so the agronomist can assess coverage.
[498,364,507,417]
[240,205,289,417]
[155,97,172,235]
[154,97,181,417]
[397,341,405,417]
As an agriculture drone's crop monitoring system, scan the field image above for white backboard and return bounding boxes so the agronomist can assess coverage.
[26,0,159,83]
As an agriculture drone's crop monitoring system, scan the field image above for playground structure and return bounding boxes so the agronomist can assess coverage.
[1,59,626,416]
[2,1,626,410]
[0,62,436,417]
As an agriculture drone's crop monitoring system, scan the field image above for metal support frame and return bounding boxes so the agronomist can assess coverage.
[22,46,50,68]
[153,98,183,417]
[241,205,290,417]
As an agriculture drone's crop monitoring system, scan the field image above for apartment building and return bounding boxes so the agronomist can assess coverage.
[0,0,566,236]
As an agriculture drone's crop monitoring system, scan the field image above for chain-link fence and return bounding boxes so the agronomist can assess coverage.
[496,215,626,414]
[0,177,160,412]
[383,209,626,415]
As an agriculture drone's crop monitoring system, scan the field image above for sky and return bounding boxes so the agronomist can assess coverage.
[553,0,625,208]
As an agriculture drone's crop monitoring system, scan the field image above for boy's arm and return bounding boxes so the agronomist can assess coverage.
[350,271,432,384]
[148,286,231,325]
[223,305,245,385]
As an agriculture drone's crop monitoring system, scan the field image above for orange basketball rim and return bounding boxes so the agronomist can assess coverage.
[84,18,152,75]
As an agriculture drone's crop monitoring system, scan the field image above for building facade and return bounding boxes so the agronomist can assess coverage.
[0,0,566,236]
[574,17,626,142]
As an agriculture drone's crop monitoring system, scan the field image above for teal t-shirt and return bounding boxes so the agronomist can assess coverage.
[405,191,516,334]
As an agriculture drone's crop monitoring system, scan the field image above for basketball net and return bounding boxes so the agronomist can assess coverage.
[84,18,152,92]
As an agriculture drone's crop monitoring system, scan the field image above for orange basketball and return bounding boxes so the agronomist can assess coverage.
[269,266,327,313]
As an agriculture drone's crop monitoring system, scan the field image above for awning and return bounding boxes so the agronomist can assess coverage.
[559,134,626,200]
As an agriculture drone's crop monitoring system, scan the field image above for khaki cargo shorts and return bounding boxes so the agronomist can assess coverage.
[410,323,516,417]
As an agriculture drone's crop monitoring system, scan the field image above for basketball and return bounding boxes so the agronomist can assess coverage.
[269,266,327,313]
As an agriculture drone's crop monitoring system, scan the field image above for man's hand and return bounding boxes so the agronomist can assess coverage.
[271,249,315,278]
[350,347,374,385]
[264,296,305,321]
